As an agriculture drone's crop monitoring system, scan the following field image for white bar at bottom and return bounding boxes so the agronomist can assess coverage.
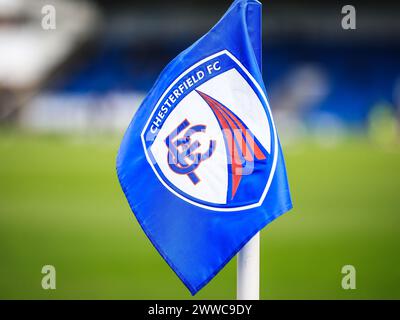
[237,232,260,300]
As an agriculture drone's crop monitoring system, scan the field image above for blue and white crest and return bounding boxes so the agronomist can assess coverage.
[117,0,292,295]
[141,51,278,211]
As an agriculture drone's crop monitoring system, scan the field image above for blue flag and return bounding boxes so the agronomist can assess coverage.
[117,0,292,295]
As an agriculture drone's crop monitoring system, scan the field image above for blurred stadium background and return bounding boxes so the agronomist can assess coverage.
[0,0,399,299]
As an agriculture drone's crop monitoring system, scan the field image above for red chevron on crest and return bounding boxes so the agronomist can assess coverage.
[196,90,266,200]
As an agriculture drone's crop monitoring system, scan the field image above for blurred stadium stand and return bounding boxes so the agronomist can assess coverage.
[0,0,399,135]
[0,0,99,122]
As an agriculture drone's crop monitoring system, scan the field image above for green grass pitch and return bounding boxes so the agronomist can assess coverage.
[0,132,399,299]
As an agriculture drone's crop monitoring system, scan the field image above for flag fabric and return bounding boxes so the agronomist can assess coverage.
[116,0,292,295]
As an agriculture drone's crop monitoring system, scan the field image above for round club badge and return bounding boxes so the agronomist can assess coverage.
[141,50,278,211]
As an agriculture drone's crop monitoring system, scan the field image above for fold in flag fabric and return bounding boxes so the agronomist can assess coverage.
[116,0,292,295]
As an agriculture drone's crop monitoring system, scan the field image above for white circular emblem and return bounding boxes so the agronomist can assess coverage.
[141,51,278,211]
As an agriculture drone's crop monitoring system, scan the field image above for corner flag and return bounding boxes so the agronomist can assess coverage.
[117,0,292,295]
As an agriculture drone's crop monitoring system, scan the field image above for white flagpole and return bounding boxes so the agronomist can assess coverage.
[237,0,262,301]
[237,232,260,300]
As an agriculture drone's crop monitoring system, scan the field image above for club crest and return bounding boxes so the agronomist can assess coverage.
[141,51,278,211]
